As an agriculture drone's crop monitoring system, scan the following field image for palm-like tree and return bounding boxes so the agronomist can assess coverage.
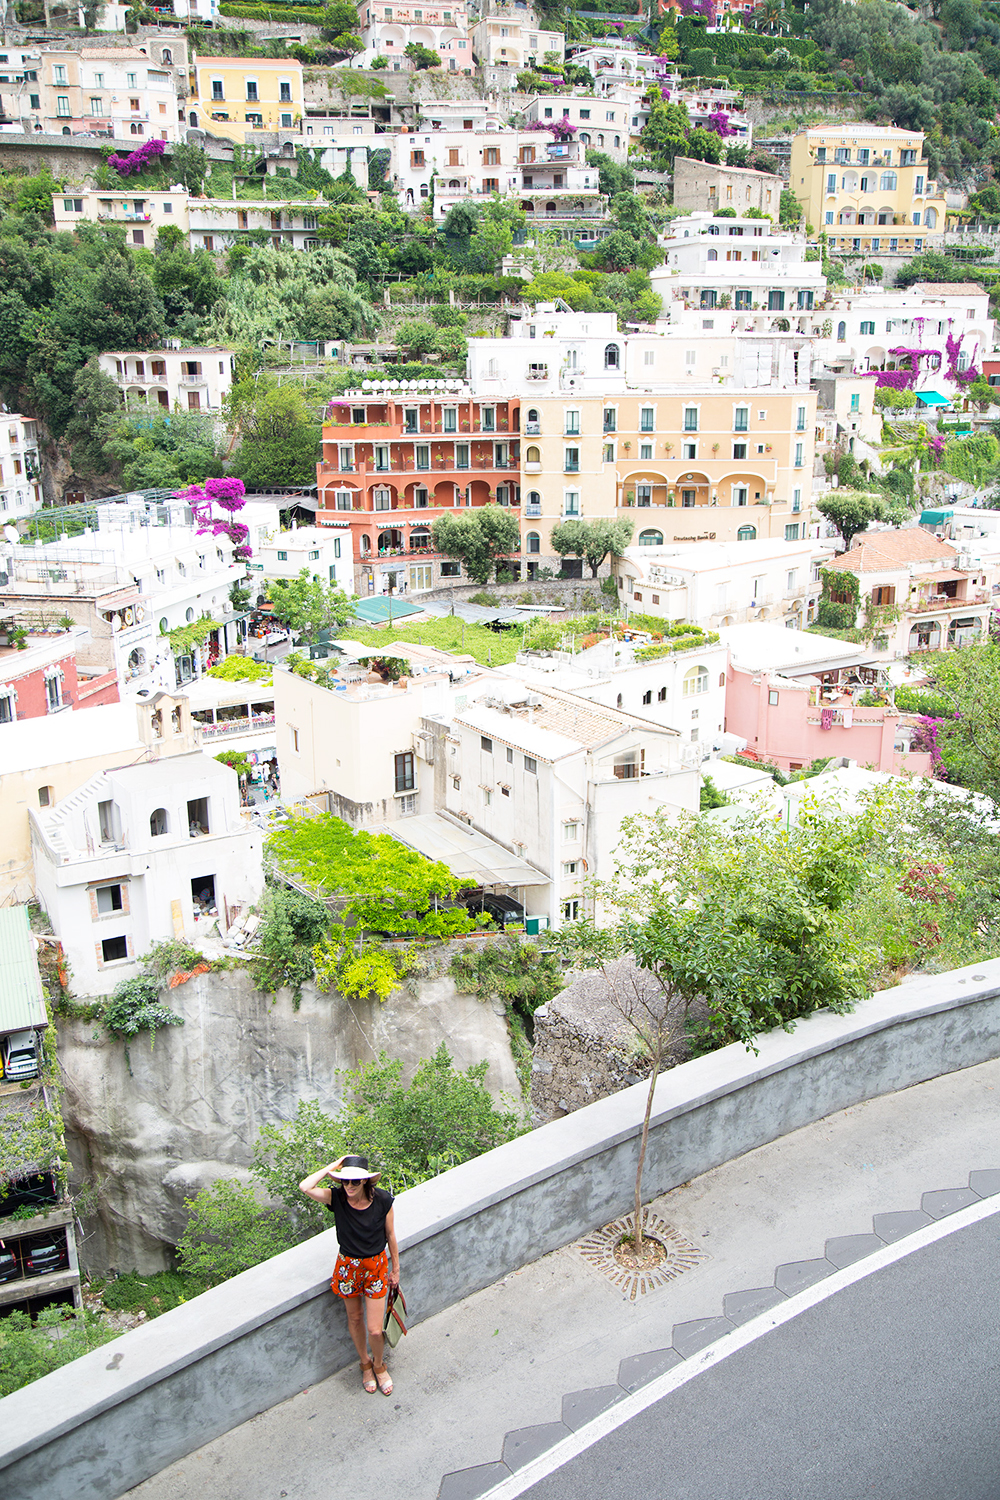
[751,0,787,34]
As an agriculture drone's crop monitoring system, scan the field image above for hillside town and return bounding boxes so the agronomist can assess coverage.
[2,0,1000,1481]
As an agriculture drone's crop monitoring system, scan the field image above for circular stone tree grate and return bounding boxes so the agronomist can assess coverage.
[574,1212,709,1301]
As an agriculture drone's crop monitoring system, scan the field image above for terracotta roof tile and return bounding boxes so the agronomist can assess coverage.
[825,530,958,574]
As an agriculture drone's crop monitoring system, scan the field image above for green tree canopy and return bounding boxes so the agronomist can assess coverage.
[266,569,354,643]
[226,378,322,488]
[431,505,521,585]
[549,517,634,577]
[817,490,896,551]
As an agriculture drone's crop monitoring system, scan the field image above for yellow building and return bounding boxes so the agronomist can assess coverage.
[790,125,947,256]
[521,386,816,576]
[188,55,304,142]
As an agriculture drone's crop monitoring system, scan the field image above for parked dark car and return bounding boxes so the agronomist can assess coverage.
[0,1171,58,1218]
[23,1238,68,1278]
[461,892,526,929]
[0,1249,20,1283]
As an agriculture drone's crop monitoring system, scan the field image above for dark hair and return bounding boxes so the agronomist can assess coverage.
[338,1178,376,1204]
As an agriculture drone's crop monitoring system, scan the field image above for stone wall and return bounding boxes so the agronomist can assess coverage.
[60,962,518,1275]
[530,961,689,1121]
[5,958,1000,1500]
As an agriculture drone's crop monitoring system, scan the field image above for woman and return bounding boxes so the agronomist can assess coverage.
[299,1154,400,1396]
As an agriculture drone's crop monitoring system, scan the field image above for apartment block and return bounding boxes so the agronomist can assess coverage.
[520,89,634,159]
[0,622,118,727]
[819,283,993,392]
[613,535,820,632]
[357,0,473,71]
[55,187,189,248]
[32,46,180,140]
[317,381,520,596]
[673,157,783,216]
[520,384,816,574]
[652,213,826,336]
[0,414,41,520]
[472,3,563,71]
[393,127,601,220]
[30,698,263,996]
[249,524,355,598]
[98,346,235,412]
[790,125,946,253]
[188,55,304,141]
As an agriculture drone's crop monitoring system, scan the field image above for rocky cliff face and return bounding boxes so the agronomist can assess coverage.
[60,967,518,1275]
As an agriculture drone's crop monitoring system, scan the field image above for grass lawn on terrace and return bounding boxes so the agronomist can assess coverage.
[341,617,540,667]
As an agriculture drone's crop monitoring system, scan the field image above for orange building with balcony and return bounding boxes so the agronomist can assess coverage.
[317,380,521,596]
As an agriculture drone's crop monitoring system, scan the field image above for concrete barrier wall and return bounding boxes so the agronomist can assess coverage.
[3,959,1000,1499]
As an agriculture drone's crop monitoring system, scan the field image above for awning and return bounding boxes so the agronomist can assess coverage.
[920,509,954,525]
[388,814,549,888]
[349,597,425,624]
[913,570,967,584]
[915,391,951,406]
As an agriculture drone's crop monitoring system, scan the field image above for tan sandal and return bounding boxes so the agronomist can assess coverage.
[360,1360,377,1394]
[373,1363,393,1396]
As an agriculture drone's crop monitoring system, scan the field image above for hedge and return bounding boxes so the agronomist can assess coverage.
[219,0,324,18]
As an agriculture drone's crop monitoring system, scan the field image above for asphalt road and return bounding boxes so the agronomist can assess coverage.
[521,1212,1000,1500]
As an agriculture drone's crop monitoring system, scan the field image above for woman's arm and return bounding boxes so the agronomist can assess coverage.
[385,1205,400,1288]
[298,1158,344,1205]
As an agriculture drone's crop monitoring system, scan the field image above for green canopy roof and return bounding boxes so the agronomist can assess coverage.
[350,597,425,624]
[0,907,47,1033]
[915,391,951,406]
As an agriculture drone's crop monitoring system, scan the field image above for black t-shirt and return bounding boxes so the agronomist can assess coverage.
[326,1185,394,1259]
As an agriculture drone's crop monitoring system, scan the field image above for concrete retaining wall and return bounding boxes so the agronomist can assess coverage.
[3,958,1000,1499]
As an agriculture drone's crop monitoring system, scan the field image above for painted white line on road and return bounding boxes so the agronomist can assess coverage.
[474,1194,1000,1500]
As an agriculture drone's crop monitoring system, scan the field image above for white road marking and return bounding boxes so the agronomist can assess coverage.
[473,1194,1000,1500]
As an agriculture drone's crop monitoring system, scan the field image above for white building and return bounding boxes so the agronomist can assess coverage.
[31,46,181,141]
[507,633,730,752]
[442,680,699,928]
[0,415,41,521]
[519,90,635,159]
[393,127,601,219]
[613,536,821,632]
[4,494,251,696]
[98,346,235,414]
[30,692,263,996]
[472,4,563,74]
[569,43,659,93]
[357,0,473,71]
[652,214,826,335]
[817,282,995,391]
[248,524,356,598]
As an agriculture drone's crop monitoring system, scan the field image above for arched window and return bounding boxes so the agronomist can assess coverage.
[526,445,540,463]
[707,248,718,261]
[150,808,169,836]
[683,665,710,697]
[185,607,195,622]
[616,693,623,708]
[580,132,590,144]
[545,200,557,213]
[638,529,663,546]
[162,47,172,62]
[880,171,897,191]
[190,111,198,128]
[527,531,540,553]
[924,206,937,230]
[159,617,168,633]
[604,343,620,370]
[527,409,539,425]
[527,490,541,506]
[837,321,847,342]
[360,534,371,555]
[736,524,757,541]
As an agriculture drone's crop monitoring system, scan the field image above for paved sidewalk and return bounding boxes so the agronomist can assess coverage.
[129,1058,1000,1500]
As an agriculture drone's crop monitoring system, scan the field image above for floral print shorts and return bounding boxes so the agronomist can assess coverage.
[332,1249,388,1300]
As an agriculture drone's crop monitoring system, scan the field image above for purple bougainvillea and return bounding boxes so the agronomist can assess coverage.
[108,137,166,179]
[706,110,736,138]
[945,331,978,386]
[176,477,251,559]
[678,0,716,20]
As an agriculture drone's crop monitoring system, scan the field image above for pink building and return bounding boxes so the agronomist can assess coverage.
[720,623,932,775]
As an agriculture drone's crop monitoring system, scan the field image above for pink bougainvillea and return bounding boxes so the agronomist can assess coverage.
[108,138,166,179]
[175,477,251,559]
[678,0,716,20]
